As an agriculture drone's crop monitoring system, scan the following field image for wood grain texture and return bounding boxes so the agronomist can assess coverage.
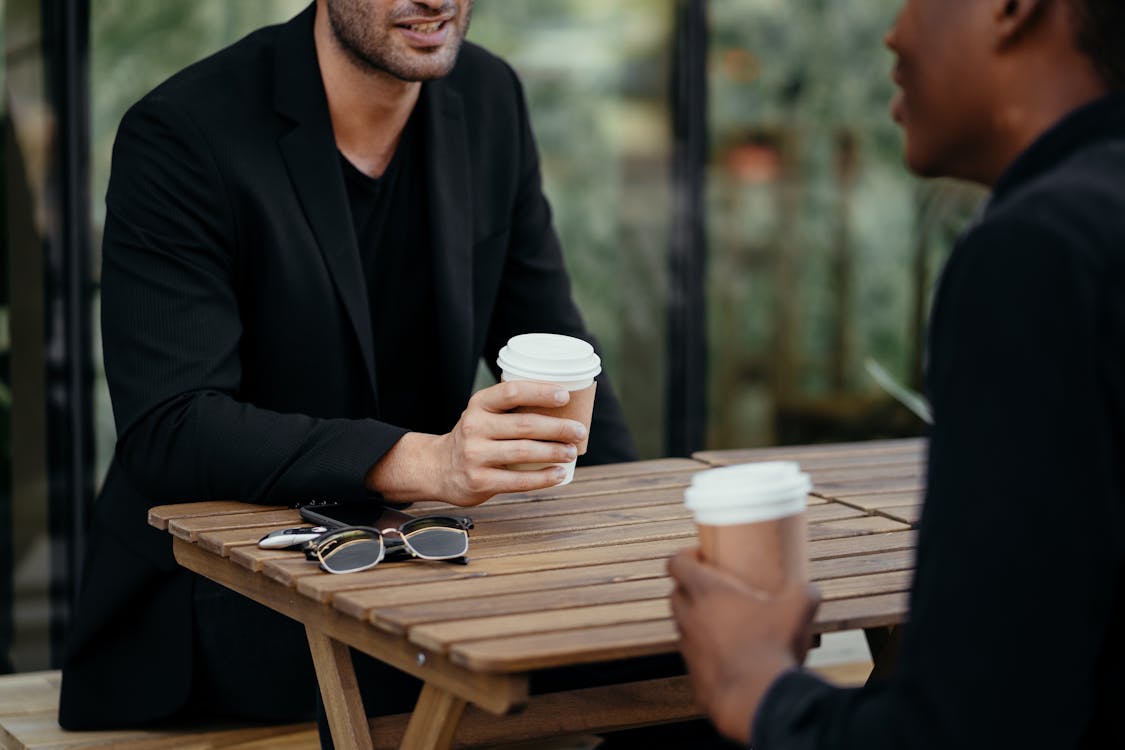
[148,501,286,530]
[693,437,924,467]
[307,629,373,750]
[833,490,924,511]
[399,684,466,750]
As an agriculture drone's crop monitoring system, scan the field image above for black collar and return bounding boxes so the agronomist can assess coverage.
[991,91,1125,206]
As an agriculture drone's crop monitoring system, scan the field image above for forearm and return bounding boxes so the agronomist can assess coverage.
[364,431,443,501]
[116,390,404,506]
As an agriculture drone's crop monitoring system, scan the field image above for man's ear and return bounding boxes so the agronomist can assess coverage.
[992,0,1050,48]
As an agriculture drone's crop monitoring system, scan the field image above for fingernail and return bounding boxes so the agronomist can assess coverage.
[554,390,568,404]
[565,445,578,459]
[552,467,567,481]
[574,424,587,440]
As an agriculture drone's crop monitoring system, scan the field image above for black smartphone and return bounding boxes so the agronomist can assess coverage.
[298,500,410,530]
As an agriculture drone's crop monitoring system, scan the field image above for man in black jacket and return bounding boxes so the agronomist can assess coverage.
[670,0,1125,747]
[59,0,637,730]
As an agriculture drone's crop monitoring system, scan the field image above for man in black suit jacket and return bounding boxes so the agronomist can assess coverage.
[59,0,636,729]
[670,0,1125,747]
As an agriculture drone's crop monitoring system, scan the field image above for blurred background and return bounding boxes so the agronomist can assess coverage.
[2,1,981,673]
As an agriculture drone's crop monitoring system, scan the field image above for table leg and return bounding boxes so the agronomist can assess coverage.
[863,625,903,685]
[399,683,467,750]
[307,627,375,750]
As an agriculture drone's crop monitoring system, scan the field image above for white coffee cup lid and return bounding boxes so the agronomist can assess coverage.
[685,461,810,525]
[497,333,602,382]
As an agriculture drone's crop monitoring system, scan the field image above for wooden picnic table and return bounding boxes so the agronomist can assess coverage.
[150,437,925,750]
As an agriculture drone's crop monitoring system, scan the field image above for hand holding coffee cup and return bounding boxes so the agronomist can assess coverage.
[497,333,601,485]
[684,462,811,593]
[364,350,591,505]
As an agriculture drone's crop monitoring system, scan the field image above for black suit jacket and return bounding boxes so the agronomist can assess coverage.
[59,6,636,728]
[751,94,1125,748]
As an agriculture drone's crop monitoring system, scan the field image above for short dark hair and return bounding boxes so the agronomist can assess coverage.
[1069,0,1125,90]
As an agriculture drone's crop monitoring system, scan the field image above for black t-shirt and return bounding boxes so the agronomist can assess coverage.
[340,108,441,433]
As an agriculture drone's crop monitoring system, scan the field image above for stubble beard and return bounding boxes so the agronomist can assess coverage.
[326,0,473,82]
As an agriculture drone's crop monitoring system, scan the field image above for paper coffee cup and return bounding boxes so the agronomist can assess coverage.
[497,333,601,485]
[684,462,810,592]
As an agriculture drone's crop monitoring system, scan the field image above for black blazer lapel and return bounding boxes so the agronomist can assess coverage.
[422,80,475,403]
[273,7,379,400]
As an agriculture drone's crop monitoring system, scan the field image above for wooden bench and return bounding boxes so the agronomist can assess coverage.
[0,670,619,749]
[0,670,319,750]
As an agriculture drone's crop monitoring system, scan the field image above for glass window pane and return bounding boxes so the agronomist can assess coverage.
[90,1,308,489]
[4,0,55,672]
[470,1,674,458]
[706,0,984,448]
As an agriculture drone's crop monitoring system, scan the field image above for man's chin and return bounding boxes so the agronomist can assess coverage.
[901,142,944,180]
[385,50,460,82]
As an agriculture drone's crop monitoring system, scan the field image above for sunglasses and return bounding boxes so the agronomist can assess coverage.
[303,514,473,574]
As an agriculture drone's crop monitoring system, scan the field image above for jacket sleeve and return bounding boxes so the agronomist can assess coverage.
[481,65,638,465]
[101,94,406,507]
[751,214,1122,748]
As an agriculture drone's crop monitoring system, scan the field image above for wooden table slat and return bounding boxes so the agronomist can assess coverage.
[466,504,693,540]
[461,487,689,523]
[450,619,679,672]
[568,458,705,482]
[813,591,911,632]
[809,516,912,538]
[692,438,924,467]
[693,446,925,472]
[449,590,911,673]
[808,547,915,581]
[409,599,673,653]
[148,501,287,530]
[813,478,925,498]
[485,471,701,506]
[806,463,924,485]
[171,509,303,544]
[878,505,924,525]
[833,490,924,511]
[378,578,676,635]
[333,559,667,621]
[816,568,914,601]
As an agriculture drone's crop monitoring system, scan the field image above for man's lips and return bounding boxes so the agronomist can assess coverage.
[890,91,906,124]
[890,63,906,123]
[395,16,454,47]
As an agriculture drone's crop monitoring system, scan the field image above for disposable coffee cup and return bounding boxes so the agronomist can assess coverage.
[684,461,810,593]
[496,333,601,485]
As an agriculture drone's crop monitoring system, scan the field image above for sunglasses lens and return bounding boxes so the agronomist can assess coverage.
[401,519,469,559]
[318,530,383,574]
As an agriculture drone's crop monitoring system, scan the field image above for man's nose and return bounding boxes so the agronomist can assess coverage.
[884,9,903,51]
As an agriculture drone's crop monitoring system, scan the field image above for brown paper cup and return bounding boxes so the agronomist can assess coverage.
[697,511,807,593]
[514,381,597,455]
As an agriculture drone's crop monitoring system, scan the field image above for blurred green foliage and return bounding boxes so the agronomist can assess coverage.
[706,0,983,447]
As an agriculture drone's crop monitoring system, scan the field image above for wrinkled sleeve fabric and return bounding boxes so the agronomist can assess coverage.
[101,95,405,507]
[750,212,1121,748]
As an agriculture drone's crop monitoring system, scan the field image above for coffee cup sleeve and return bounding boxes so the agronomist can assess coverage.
[516,382,597,454]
